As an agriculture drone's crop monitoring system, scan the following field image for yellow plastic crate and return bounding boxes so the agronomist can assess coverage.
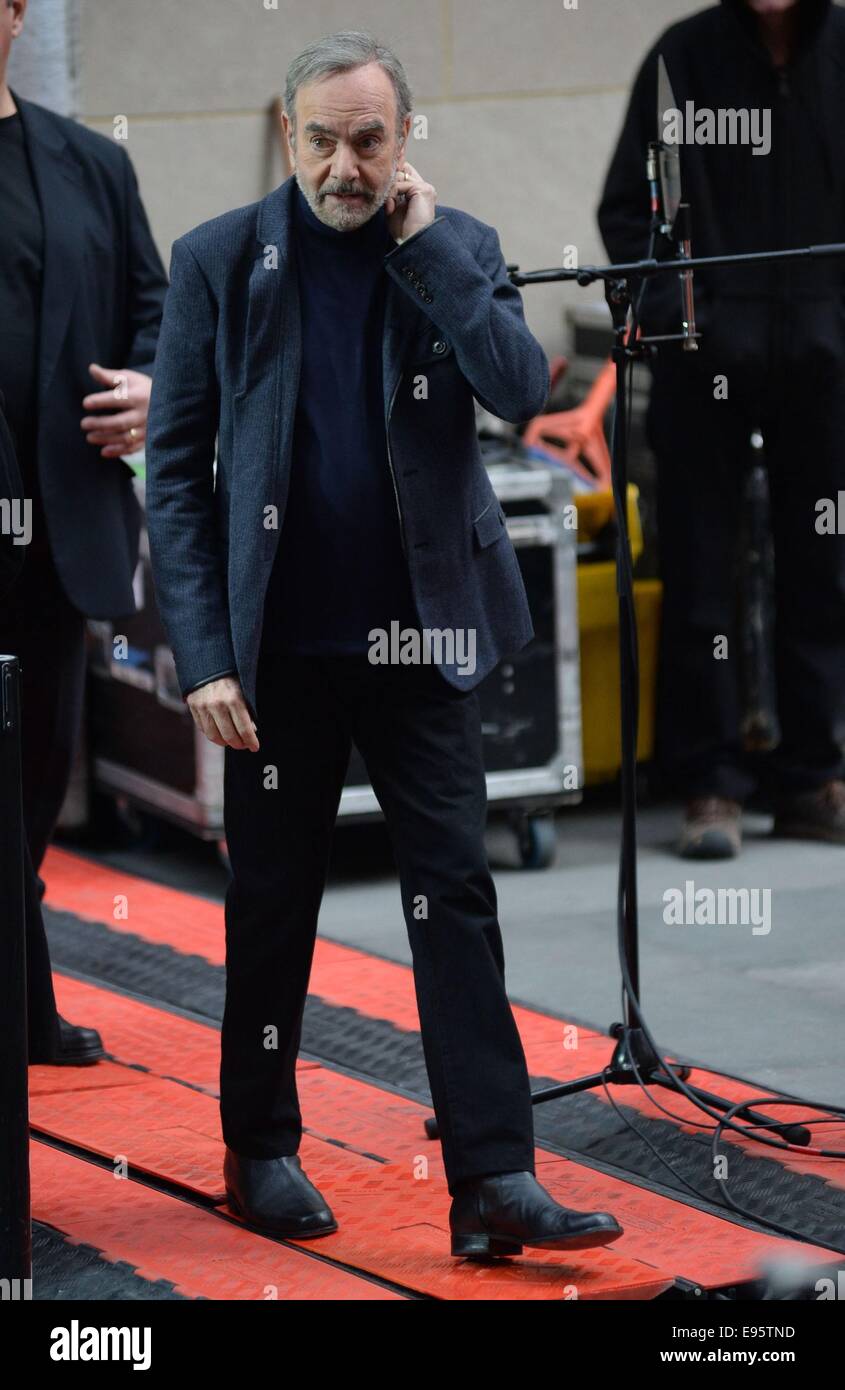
[575,485,662,785]
[575,483,644,562]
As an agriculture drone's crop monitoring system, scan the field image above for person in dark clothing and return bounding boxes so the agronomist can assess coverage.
[146,31,624,1257]
[0,0,168,1060]
[598,0,845,857]
[0,395,73,1064]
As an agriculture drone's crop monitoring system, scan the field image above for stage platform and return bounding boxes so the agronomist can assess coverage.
[27,846,845,1301]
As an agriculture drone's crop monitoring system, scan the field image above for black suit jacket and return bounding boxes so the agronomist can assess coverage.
[11,92,168,618]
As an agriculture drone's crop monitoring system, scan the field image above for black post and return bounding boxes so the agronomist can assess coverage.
[607,285,641,1023]
[0,654,31,1296]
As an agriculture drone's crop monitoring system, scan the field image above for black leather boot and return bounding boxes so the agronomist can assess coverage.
[224,1149,337,1239]
[450,1170,623,1258]
[29,1016,105,1066]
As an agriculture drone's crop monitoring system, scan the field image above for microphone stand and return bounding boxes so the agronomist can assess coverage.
[505,239,845,1145]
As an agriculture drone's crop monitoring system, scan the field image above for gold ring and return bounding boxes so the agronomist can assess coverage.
[129,427,138,440]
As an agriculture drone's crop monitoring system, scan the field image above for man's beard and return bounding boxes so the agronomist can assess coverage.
[295,153,399,232]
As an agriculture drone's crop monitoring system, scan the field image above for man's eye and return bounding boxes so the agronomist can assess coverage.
[359,138,379,150]
[312,138,331,150]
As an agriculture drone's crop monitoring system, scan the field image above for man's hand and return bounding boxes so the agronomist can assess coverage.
[385,160,437,243]
[186,676,260,751]
[80,363,152,458]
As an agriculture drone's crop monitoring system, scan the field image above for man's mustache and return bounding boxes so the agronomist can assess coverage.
[318,182,375,201]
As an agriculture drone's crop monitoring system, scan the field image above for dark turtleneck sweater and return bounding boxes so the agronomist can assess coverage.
[263,182,418,656]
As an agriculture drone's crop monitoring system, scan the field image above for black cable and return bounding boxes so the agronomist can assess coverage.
[599,1068,720,1208]
[711,1101,845,1254]
[620,1033,845,1149]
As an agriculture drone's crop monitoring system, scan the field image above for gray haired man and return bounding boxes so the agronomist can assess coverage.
[146,31,623,1259]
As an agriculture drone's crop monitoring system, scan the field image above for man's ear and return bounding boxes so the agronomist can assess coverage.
[398,112,412,159]
[281,110,295,163]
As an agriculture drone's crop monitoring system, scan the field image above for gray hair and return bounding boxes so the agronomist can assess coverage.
[284,31,413,140]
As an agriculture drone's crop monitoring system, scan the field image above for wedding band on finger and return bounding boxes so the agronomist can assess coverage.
[128,427,138,441]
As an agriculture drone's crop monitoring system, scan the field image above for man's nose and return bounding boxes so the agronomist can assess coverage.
[331,145,360,183]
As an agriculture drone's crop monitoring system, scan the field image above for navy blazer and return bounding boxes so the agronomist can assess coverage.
[11,93,168,618]
[145,174,549,716]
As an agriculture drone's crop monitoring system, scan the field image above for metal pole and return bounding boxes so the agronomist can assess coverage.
[0,655,31,1293]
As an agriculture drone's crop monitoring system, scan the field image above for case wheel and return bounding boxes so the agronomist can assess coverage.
[513,811,557,870]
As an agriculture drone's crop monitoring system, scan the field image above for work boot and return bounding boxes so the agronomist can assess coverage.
[450,1170,623,1259]
[772,780,845,846]
[678,797,742,859]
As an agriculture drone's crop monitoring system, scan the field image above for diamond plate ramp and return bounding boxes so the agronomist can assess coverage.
[42,848,845,1185]
[30,1142,402,1301]
[36,975,840,1295]
[30,1051,673,1298]
[43,906,845,1237]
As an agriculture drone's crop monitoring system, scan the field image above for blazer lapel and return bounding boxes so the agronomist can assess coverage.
[13,94,86,411]
[245,176,298,393]
[234,177,301,563]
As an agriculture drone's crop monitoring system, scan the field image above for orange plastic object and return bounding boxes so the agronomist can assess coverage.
[43,848,845,1183]
[29,965,844,1297]
[524,358,616,488]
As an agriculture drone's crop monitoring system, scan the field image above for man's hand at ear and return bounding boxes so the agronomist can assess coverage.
[186,676,260,751]
[385,160,437,243]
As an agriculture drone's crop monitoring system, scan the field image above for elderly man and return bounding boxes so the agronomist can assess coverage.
[0,0,168,1063]
[146,31,622,1258]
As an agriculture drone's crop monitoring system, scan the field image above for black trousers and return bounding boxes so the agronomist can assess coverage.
[220,646,536,1194]
[647,354,845,802]
[0,543,87,1055]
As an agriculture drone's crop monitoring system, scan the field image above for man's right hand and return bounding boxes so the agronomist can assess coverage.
[186,676,259,751]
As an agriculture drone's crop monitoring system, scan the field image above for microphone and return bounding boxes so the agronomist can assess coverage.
[655,55,699,348]
[675,202,699,352]
[646,141,663,232]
